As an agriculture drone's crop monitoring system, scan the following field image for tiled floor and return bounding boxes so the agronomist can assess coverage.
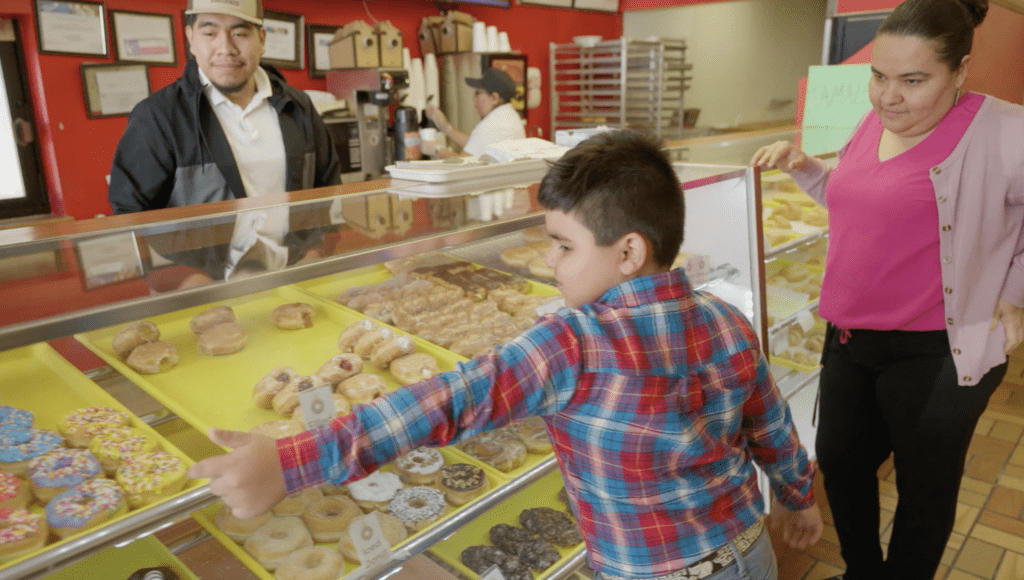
[774,373,1024,580]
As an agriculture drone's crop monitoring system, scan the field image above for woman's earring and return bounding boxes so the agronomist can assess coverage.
[955,87,962,105]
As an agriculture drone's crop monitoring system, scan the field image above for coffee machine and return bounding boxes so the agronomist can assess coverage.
[325,68,410,180]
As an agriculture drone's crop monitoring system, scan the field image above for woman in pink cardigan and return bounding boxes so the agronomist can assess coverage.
[751,1,1024,579]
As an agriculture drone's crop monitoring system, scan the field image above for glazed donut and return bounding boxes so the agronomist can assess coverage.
[388,486,449,532]
[392,447,444,486]
[45,478,127,539]
[291,394,351,427]
[272,302,315,330]
[347,471,403,513]
[275,546,344,580]
[273,375,330,417]
[0,473,30,511]
[243,516,313,571]
[437,463,489,506]
[125,341,180,375]
[500,246,539,269]
[0,429,63,477]
[522,226,548,243]
[252,367,299,409]
[449,333,494,359]
[337,512,408,563]
[315,354,363,386]
[301,494,362,542]
[389,353,438,386]
[337,319,379,353]
[0,407,33,431]
[58,407,131,448]
[352,327,394,361]
[459,430,527,473]
[89,427,157,476]
[189,305,235,334]
[508,417,553,455]
[336,373,387,406]
[0,508,48,564]
[250,420,305,440]
[369,335,416,369]
[111,321,160,360]
[528,256,555,280]
[272,487,324,517]
[215,503,272,543]
[115,451,187,509]
[28,448,102,502]
[198,322,248,356]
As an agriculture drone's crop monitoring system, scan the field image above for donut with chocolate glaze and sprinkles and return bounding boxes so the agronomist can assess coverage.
[0,407,33,431]
[115,451,187,509]
[0,508,48,563]
[0,429,63,477]
[28,448,102,502]
[46,478,126,538]
[58,407,131,448]
[0,473,30,510]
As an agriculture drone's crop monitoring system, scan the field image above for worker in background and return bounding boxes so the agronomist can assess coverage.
[424,68,526,158]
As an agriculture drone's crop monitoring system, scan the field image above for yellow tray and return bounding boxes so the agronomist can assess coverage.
[771,321,826,374]
[0,343,201,572]
[74,285,462,437]
[40,535,198,580]
[429,468,585,580]
[193,446,506,580]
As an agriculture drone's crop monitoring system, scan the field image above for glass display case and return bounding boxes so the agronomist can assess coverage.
[0,160,766,580]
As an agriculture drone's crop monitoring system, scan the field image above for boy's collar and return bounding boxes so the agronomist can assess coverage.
[592,268,691,309]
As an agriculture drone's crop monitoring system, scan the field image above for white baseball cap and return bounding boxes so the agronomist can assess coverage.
[185,0,264,26]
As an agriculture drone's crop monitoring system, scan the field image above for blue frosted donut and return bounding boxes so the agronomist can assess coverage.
[0,429,31,447]
[46,478,126,536]
[28,448,101,493]
[0,429,63,464]
[0,406,33,431]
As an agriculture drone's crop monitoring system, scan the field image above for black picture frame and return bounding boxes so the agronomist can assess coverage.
[34,0,109,57]
[80,62,150,119]
[261,10,303,69]
[109,9,178,66]
[307,23,337,79]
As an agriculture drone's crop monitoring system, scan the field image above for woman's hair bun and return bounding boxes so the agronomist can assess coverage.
[956,0,989,28]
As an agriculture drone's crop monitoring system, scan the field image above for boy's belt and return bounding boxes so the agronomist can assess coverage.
[601,518,765,580]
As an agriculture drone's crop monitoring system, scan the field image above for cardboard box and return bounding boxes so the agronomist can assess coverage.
[418,16,444,56]
[374,20,403,68]
[439,11,474,54]
[329,20,379,69]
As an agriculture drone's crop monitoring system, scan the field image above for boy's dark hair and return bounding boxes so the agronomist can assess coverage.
[878,0,988,71]
[538,130,684,267]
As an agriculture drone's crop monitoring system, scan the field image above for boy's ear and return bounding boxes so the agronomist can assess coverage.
[618,232,650,276]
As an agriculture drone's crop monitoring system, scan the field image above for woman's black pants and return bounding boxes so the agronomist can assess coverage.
[815,327,1004,580]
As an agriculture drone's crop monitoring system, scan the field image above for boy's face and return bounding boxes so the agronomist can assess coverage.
[544,210,631,309]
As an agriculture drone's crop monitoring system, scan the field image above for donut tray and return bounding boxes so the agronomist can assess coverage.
[0,343,201,572]
[428,467,586,580]
[73,285,461,436]
[39,535,197,580]
[192,445,506,580]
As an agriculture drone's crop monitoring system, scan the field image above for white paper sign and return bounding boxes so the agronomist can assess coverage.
[296,382,335,431]
[95,69,149,115]
[263,17,297,61]
[314,32,333,72]
[480,564,507,580]
[349,512,393,571]
[795,309,816,333]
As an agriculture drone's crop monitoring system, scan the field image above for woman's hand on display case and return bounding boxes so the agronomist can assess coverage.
[750,141,810,174]
[992,297,1024,355]
[769,499,824,550]
[188,428,287,519]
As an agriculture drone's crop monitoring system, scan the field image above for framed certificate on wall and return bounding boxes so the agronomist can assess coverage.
[35,0,108,56]
[110,10,177,65]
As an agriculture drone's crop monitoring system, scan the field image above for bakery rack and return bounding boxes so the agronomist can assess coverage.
[549,37,692,139]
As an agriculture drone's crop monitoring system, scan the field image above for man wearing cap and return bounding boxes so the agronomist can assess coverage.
[425,68,526,158]
[108,0,340,285]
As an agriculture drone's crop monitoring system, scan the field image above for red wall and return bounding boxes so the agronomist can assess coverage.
[0,0,620,220]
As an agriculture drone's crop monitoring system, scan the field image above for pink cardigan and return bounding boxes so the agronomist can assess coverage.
[791,95,1024,386]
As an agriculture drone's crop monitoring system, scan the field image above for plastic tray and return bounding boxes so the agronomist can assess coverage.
[40,535,198,580]
[74,285,462,437]
[0,343,200,571]
[193,446,506,580]
[386,157,547,183]
[429,468,585,580]
[771,321,827,374]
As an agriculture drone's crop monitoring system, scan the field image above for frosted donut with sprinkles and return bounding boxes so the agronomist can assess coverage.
[115,451,187,509]
[89,427,158,476]
[58,407,131,448]
[0,473,30,511]
[46,478,127,538]
[0,429,63,477]
[0,508,48,563]
[28,448,102,502]
[0,407,33,431]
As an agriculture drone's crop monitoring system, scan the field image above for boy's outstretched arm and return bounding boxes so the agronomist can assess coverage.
[188,428,287,519]
[768,499,823,550]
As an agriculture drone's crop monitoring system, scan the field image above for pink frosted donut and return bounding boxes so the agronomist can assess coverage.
[28,448,102,503]
[46,478,127,538]
[0,508,48,563]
